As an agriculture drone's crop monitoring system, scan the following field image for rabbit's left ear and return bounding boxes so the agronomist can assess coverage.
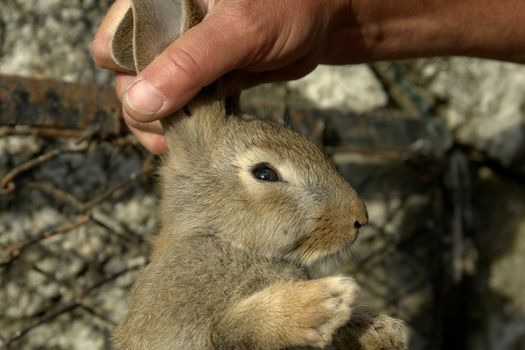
[111,0,204,72]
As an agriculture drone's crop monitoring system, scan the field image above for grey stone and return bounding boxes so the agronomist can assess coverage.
[393,58,525,169]
[287,65,388,112]
[0,0,113,84]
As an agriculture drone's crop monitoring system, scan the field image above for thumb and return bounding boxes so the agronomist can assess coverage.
[122,7,253,122]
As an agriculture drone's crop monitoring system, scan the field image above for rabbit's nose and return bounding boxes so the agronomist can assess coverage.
[352,200,368,230]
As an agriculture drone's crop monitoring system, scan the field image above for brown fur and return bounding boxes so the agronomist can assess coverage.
[111,1,407,349]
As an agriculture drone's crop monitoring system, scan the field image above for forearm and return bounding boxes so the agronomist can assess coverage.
[325,0,525,64]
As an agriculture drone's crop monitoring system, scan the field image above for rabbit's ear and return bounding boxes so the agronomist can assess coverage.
[112,0,204,72]
[111,9,136,72]
[111,0,230,150]
[164,98,227,157]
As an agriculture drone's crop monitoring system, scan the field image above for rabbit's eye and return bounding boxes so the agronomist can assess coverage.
[251,163,280,182]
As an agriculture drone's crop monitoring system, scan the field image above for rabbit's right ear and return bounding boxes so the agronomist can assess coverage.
[111,0,231,151]
[111,0,204,73]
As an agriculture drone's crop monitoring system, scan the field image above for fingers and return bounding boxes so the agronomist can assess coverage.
[93,0,323,153]
[92,0,131,71]
[124,114,167,154]
[115,72,136,99]
[116,73,167,154]
[122,4,257,122]
[221,55,320,94]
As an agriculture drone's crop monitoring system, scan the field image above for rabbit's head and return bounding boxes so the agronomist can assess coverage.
[159,101,368,268]
[111,0,367,268]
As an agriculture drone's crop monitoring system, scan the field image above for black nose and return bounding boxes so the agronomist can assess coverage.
[353,221,362,229]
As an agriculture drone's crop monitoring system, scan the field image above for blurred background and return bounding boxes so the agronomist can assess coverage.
[1,1,524,349]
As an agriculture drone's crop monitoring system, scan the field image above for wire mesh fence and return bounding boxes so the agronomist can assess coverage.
[1,75,456,349]
[0,125,155,349]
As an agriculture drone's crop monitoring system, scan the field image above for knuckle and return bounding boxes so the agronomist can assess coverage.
[227,3,261,32]
[230,9,265,44]
[215,5,268,61]
[163,45,204,90]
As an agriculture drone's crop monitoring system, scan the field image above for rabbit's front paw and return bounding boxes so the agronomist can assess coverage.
[332,305,408,350]
[284,276,358,348]
[356,313,408,350]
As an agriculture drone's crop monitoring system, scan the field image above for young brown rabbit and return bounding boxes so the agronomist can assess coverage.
[111,0,407,349]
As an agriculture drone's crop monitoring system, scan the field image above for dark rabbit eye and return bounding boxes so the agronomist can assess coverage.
[251,163,280,182]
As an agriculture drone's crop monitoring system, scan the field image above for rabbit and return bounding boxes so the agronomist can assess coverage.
[109,0,407,349]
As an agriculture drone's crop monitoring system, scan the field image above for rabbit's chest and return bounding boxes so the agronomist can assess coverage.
[175,239,307,301]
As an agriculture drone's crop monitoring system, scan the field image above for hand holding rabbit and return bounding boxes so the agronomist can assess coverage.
[93,0,525,153]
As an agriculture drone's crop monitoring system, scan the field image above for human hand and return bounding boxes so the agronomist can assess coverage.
[93,0,525,153]
[92,0,351,153]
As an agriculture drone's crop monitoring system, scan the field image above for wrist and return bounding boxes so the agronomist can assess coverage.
[323,0,454,64]
[323,0,525,64]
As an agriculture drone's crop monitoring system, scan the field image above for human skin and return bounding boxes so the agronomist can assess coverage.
[92,0,525,153]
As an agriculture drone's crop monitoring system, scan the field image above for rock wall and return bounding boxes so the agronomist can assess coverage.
[1,1,525,350]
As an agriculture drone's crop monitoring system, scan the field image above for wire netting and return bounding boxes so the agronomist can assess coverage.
[1,94,454,349]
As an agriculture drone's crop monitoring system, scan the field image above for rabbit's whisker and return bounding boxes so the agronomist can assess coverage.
[349,246,359,259]
[282,234,310,257]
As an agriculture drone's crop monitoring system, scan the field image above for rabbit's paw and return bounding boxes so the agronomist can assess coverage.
[283,276,358,348]
[334,305,408,350]
[357,313,408,350]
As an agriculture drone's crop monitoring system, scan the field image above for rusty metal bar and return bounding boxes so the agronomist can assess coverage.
[1,74,451,160]
[0,74,122,137]
[243,98,452,160]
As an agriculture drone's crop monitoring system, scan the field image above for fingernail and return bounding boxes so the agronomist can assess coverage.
[124,79,165,116]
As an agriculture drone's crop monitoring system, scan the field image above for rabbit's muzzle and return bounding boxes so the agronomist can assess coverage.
[293,198,368,265]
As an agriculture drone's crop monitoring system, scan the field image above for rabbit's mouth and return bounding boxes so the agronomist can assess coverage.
[285,228,359,268]
[321,237,357,262]
[304,240,357,278]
